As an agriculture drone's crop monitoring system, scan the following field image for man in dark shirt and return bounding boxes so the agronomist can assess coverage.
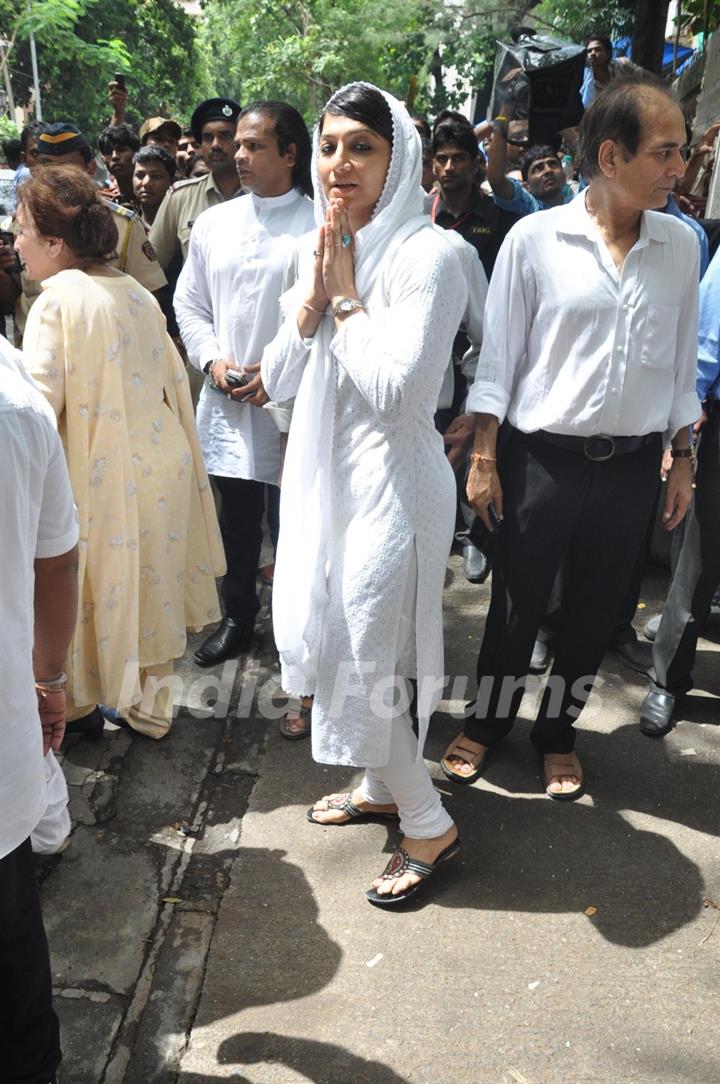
[431,118,519,281]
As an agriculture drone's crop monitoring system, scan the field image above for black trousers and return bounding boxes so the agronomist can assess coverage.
[652,407,720,694]
[0,839,60,1084]
[542,483,660,645]
[466,426,662,753]
[212,475,266,631]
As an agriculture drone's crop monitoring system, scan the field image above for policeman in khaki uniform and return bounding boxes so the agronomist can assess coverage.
[0,123,166,344]
[149,98,243,272]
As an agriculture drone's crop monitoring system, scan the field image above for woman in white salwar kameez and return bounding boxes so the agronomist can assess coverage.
[257,84,468,906]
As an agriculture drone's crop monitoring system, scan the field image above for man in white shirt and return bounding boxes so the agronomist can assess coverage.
[0,346,78,1083]
[175,100,315,666]
[441,75,699,800]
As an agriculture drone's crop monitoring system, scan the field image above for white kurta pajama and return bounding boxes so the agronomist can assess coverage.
[174,188,315,483]
[262,94,468,771]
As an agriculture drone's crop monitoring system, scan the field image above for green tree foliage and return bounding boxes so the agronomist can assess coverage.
[201,0,531,123]
[1,0,211,140]
[532,0,635,42]
[678,0,720,36]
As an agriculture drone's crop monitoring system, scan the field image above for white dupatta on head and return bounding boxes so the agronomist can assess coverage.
[272,83,428,697]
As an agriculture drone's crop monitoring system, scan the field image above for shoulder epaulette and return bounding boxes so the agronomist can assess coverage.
[102,197,136,220]
[169,175,205,194]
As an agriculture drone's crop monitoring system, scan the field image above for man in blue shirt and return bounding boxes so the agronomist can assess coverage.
[639,245,720,736]
[486,127,572,216]
[664,192,710,278]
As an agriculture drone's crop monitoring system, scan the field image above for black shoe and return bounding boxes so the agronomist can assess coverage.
[608,637,653,675]
[193,617,253,667]
[529,636,552,674]
[462,540,489,584]
[643,614,661,642]
[100,706,132,731]
[64,706,105,741]
[639,683,677,737]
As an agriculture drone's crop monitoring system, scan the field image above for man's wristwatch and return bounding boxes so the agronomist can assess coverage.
[203,359,217,375]
[670,448,693,459]
[331,297,364,318]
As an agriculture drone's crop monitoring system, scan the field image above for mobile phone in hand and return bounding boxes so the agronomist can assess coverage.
[225,368,250,389]
[112,72,126,91]
[488,501,502,532]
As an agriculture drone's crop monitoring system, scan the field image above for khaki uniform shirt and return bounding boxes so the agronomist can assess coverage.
[14,200,167,342]
[149,172,243,271]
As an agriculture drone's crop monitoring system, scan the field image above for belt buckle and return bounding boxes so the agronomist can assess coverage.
[584,435,615,462]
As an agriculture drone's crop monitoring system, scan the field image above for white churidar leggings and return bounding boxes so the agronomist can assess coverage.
[358,546,454,839]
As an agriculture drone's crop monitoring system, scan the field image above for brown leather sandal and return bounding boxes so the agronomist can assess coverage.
[279,697,312,741]
[542,752,584,801]
[440,733,489,785]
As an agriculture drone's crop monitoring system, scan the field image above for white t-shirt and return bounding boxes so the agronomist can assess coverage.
[0,350,78,860]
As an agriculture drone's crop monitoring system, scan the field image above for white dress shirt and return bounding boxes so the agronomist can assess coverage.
[467,192,701,438]
[0,349,78,860]
[174,188,315,483]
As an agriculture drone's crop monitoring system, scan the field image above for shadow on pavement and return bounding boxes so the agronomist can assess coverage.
[214,846,343,1013]
[242,717,710,950]
[180,1032,412,1083]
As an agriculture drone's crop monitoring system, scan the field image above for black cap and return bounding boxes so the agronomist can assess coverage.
[190,98,241,142]
[37,122,93,164]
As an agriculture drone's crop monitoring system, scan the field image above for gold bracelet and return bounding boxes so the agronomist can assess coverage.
[302,301,326,316]
[35,672,67,697]
[470,452,496,463]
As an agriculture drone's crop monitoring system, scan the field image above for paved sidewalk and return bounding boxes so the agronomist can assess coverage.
[42,560,720,1084]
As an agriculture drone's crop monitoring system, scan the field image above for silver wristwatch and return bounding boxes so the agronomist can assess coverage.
[331,297,364,317]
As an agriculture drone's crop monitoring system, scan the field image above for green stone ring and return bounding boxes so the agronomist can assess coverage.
[341,232,352,248]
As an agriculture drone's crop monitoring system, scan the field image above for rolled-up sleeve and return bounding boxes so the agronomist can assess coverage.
[36,425,78,558]
[466,230,535,421]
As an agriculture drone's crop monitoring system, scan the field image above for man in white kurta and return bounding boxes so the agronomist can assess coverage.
[175,102,314,666]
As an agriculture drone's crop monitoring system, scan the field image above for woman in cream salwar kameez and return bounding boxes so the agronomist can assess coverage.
[16,166,224,739]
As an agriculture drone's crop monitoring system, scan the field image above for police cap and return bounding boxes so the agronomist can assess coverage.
[38,122,93,164]
[190,98,241,142]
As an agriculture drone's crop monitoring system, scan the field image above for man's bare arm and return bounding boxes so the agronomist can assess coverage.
[466,413,504,530]
[34,546,78,752]
[662,429,695,532]
[108,81,128,127]
[485,125,514,201]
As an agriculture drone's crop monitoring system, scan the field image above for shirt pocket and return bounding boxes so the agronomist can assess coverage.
[640,304,680,370]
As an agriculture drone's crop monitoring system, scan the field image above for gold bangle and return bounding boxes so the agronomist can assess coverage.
[35,672,67,698]
[470,452,496,463]
[302,302,326,315]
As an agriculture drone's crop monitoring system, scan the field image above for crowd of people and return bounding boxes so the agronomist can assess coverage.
[2,34,720,1082]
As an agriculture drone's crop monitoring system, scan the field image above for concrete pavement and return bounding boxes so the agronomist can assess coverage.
[43,558,720,1084]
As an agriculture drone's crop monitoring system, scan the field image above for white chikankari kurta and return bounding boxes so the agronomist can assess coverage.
[174,188,315,483]
[262,226,467,766]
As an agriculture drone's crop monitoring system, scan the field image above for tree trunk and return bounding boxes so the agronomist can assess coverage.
[631,0,671,74]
